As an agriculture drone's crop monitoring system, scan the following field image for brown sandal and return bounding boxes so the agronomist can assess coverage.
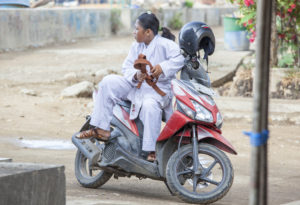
[75,128,109,141]
[147,152,156,162]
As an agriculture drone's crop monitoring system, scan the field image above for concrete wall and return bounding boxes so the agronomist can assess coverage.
[0,7,236,51]
[0,162,65,205]
[0,8,111,51]
[126,7,237,33]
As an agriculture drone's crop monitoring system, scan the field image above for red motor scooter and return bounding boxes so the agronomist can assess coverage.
[72,21,237,204]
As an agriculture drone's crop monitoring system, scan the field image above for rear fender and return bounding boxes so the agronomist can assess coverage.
[176,126,237,155]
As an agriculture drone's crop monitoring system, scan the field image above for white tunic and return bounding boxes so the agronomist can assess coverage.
[90,35,184,151]
[123,35,185,120]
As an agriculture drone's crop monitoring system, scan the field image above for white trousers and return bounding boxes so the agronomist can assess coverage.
[90,74,163,151]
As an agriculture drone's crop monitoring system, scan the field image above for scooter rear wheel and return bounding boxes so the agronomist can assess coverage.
[75,150,112,188]
[166,143,233,204]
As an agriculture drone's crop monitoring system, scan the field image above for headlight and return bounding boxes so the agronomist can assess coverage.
[177,100,195,119]
[177,99,214,124]
[191,100,213,123]
[216,112,223,129]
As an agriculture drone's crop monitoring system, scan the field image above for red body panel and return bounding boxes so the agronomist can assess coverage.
[157,111,194,141]
[159,113,237,154]
[121,107,139,137]
[176,93,194,110]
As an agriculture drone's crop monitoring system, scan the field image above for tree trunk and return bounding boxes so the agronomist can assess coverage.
[270,0,278,67]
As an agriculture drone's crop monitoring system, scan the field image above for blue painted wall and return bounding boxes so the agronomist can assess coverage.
[0,0,30,7]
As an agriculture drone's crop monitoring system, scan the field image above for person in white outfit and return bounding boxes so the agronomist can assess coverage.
[76,12,184,161]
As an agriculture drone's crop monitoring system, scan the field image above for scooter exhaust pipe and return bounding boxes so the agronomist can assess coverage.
[71,134,101,165]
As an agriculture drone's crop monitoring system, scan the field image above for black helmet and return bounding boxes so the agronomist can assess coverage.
[179,21,215,59]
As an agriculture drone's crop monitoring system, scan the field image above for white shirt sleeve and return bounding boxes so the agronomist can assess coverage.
[159,40,185,79]
[122,43,138,85]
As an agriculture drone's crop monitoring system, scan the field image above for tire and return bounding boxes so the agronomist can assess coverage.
[75,117,113,188]
[75,150,112,188]
[166,143,234,204]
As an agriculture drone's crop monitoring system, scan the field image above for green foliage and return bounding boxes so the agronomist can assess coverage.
[184,0,194,8]
[276,0,300,68]
[110,9,122,34]
[168,12,183,30]
[278,49,295,67]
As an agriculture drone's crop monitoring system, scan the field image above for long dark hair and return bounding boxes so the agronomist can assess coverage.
[138,12,175,41]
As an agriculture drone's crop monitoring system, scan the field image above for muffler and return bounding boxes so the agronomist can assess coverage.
[71,134,101,165]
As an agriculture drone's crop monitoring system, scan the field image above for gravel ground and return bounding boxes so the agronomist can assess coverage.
[0,26,299,205]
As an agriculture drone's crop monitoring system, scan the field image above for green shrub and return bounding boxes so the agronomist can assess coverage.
[278,51,295,68]
[168,12,183,30]
[184,0,194,8]
[110,9,122,34]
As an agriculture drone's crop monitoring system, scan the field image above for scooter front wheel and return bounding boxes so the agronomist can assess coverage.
[166,143,233,204]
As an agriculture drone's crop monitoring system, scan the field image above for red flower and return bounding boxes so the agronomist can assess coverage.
[243,22,247,27]
[244,0,254,7]
[287,4,296,13]
[291,4,296,9]
[249,31,256,43]
[278,34,285,39]
[248,19,253,24]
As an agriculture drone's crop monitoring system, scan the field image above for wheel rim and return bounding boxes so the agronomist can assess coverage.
[77,139,105,180]
[186,156,214,189]
[78,153,102,179]
[175,149,225,195]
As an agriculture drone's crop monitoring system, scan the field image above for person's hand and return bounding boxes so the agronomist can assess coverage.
[151,64,163,78]
[135,70,147,82]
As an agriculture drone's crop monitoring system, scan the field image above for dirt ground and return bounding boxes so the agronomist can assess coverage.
[0,27,300,205]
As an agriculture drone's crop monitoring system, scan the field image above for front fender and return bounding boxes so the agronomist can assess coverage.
[175,125,237,155]
[197,126,237,155]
